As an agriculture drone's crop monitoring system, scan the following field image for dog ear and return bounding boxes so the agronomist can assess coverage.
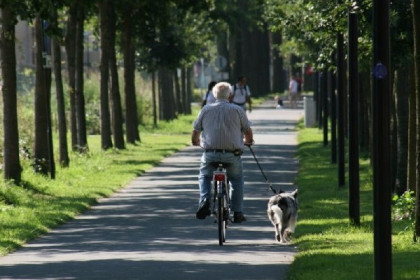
[292,189,298,198]
[278,189,285,194]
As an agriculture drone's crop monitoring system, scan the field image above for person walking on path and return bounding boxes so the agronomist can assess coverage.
[230,76,252,112]
[289,75,299,109]
[201,80,217,108]
[192,81,254,223]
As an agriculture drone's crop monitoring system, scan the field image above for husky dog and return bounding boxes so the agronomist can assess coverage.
[267,189,298,243]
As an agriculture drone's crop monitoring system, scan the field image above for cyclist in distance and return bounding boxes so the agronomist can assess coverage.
[191,81,254,223]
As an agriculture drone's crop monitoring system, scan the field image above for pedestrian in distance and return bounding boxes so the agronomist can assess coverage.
[289,75,299,109]
[191,81,254,223]
[201,81,217,108]
[230,76,252,112]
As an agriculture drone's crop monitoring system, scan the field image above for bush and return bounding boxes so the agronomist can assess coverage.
[392,190,416,237]
[392,190,415,221]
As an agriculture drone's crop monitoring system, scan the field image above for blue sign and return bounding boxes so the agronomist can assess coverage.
[373,62,387,79]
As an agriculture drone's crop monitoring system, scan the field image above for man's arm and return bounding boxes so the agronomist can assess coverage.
[243,127,254,146]
[246,87,252,111]
[191,130,201,146]
[246,95,252,111]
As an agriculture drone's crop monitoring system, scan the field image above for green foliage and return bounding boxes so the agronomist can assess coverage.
[0,72,34,161]
[263,0,374,71]
[390,0,414,68]
[134,0,214,71]
[289,127,420,280]
[137,96,153,125]
[83,77,101,134]
[392,191,415,235]
[1,70,158,165]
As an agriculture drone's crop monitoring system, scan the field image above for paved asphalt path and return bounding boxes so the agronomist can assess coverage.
[0,100,303,280]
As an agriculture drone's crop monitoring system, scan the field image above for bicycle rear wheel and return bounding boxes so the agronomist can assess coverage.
[217,194,226,245]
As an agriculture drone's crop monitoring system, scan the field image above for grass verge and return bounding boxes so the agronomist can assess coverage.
[0,96,269,257]
[0,110,197,256]
[288,127,420,280]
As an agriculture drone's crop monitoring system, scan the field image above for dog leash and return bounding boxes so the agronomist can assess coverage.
[247,145,277,194]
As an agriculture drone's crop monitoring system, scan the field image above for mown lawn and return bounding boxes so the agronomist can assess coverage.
[288,127,420,280]
[0,96,270,257]
[0,111,197,256]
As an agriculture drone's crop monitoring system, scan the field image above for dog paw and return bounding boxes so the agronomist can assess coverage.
[284,231,292,242]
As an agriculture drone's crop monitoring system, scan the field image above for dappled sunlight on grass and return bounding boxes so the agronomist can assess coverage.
[0,111,196,256]
[290,251,374,280]
[288,127,420,280]
[315,198,347,205]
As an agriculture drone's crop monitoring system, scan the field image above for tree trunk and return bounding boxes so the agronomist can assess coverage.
[245,25,270,96]
[271,31,287,93]
[34,16,55,178]
[394,67,410,195]
[407,64,416,192]
[391,72,398,193]
[99,0,113,150]
[181,68,187,114]
[359,72,369,155]
[122,7,140,143]
[52,8,69,167]
[158,70,163,120]
[152,71,158,127]
[45,59,55,179]
[174,69,182,114]
[186,67,193,114]
[360,72,372,158]
[216,30,230,74]
[65,4,78,151]
[231,2,270,97]
[168,68,176,120]
[232,18,244,83]
[412,0,420,239]
[1,6,21,184]
[75,6,88,152]
[158,67,176,121]
[33,16,50,175]
[109,4,125,149]
[329,70,337,163]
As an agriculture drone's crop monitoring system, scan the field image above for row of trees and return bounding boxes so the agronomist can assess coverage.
[262,0,420,238]
[3,0,417,251]
[1,1,286,184]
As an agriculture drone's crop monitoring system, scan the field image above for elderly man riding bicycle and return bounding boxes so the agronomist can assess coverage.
[191,81,254,223]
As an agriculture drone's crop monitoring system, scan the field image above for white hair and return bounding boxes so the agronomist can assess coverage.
[212,82,232,100]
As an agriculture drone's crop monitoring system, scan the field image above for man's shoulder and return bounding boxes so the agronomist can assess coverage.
[217,101,240,109]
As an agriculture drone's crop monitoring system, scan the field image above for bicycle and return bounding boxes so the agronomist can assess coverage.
[211,162,230,246]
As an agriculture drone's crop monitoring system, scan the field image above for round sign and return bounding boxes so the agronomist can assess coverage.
[373,62,387,79]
